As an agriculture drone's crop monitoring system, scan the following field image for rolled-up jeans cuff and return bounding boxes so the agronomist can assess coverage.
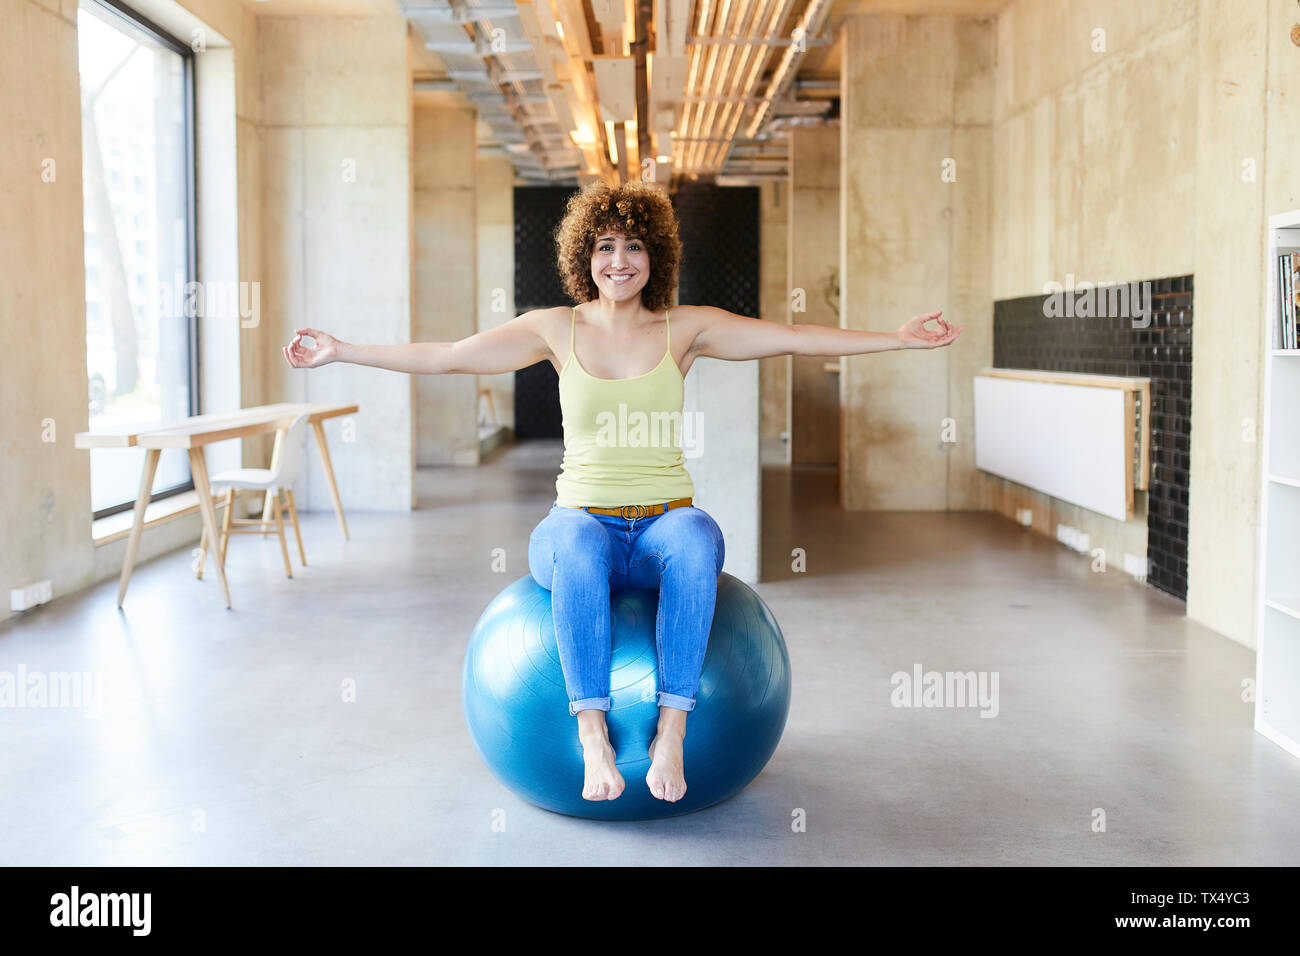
[569,696,611,716]
[656,692,696,712]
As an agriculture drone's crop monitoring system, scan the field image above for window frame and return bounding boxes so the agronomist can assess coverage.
[84,0,201,521]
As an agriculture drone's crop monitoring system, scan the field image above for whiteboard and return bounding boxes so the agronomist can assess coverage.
[974,375,1130,520]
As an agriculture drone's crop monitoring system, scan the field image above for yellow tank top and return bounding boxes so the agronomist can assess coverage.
[554,306,696,508]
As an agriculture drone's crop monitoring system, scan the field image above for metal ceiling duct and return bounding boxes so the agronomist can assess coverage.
[400,0,837,186]
[401,0,582,183]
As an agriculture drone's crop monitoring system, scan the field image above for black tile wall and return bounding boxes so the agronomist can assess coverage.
[673,182,761,318]
[514,186,576,313]
[513,358,563,440]
[513,186,576,438]
[993,275,1194,601]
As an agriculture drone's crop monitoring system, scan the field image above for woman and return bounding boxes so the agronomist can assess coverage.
[283,180,962,807]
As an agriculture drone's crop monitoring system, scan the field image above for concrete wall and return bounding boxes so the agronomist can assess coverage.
[1188,0,1300,646]
[833,0,1299,647]
[260,14,415,509]
[1262,0,1300,216]
[2,0,95,626]
[412,90,478,466]
[1187,0,1263,641]
[789,126,840,466]
[684,357,761,584]
[985,0,1197,581]
[0,0,262,626]
[758,180,790,465]
[991,0,1199,296]
[990,0,1300,647]
[1,0,428,624]
[476,153,516,433]
[839,13,994,511]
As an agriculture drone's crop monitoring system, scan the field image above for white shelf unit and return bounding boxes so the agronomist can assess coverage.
[1256,208,1300,759]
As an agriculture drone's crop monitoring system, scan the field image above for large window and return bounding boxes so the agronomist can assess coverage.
[78,0,196,518]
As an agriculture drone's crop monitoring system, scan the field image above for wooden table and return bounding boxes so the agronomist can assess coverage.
[75,402,358,609]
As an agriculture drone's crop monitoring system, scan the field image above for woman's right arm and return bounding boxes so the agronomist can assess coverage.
[283,310,555,375]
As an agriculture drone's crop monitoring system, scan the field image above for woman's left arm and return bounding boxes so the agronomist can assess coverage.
[687,306,963,360]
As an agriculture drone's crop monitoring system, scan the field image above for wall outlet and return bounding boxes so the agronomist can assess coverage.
[10,580,53,611]
[1055,524,1091,553]
[1123,552,1149,581]
[1016,508,1033,527]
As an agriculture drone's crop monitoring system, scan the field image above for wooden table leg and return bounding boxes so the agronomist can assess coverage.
[261,427,284,538]
[311,419,350,540]
[271,492,293,578]
[196,493,230,581]
[220,487,235,565]
[189,447,232,609]
[197,524,207,580]
[285,488,307,565]
[117,447,160,608]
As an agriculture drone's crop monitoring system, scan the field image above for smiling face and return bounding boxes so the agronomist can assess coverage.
[590,230,650,303]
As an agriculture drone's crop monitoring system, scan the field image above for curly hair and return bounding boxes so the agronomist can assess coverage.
[554,180,681,313]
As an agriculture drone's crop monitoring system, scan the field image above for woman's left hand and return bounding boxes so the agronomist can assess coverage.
[897,310,963,349]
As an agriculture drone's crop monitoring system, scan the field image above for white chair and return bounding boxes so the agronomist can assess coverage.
[197,411,310,580]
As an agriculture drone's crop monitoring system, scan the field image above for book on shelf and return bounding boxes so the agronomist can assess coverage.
[1277,252,1299,350]
[1277,254,1286,349]
[1278,254,1285,349]
[1291,252,1297,349]
[1288,252,1294,350]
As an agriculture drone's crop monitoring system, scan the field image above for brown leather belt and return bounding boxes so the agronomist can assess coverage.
[567,497,693,519]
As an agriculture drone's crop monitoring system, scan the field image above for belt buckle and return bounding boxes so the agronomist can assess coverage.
[620,504,646,519]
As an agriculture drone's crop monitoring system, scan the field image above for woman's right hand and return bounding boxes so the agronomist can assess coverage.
[284,328,345,369]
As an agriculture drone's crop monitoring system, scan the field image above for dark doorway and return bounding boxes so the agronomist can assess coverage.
[673,181,760,318]
[511,182,761,439]
[513,186,575,439]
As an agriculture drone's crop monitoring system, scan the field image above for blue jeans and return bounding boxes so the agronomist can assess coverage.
[527,501,726,716]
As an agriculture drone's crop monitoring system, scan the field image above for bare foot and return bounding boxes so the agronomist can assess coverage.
[646,731,687,802]
[579,729,625,801]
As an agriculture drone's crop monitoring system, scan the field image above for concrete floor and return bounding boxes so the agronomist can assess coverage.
[2,438,1297,865]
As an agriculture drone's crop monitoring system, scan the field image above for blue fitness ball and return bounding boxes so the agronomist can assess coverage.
[462,572,791,821]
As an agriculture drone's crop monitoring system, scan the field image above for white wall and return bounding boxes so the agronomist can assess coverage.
[684,357,761,583]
